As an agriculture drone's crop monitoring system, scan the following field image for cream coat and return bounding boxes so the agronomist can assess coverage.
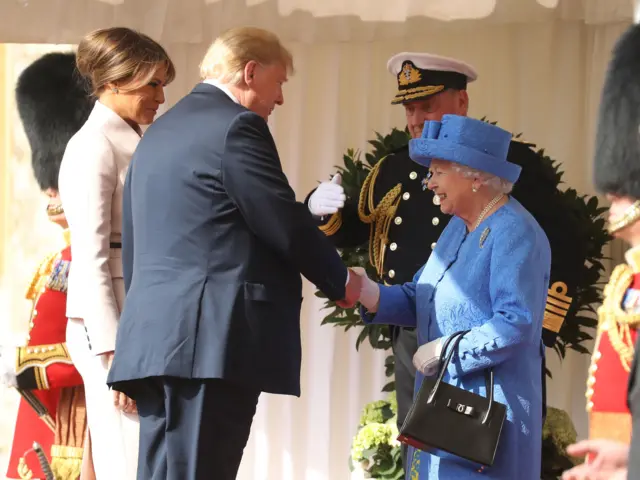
[59,101,141,480]
[59,100,139,355]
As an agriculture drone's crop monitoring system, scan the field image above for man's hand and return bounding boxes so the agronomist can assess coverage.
[102,351,137,415]
[336,268,362,308]
[308,174,345,217]
[350,267,380,312]
[0,345,17,388]
[562,439,629,480]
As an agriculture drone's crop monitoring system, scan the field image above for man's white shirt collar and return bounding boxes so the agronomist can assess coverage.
[202,79,240,104]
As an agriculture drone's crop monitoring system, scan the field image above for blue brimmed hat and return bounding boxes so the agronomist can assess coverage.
[409,115,521,183]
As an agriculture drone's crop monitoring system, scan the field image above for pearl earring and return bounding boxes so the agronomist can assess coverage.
[472,186,478,193]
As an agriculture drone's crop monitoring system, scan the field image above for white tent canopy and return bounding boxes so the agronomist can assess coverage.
[0,0,634,44]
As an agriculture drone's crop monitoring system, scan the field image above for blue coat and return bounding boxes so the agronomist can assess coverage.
[363,198,550,479]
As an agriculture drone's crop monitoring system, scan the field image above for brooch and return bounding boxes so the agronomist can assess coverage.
[479,227,490,248]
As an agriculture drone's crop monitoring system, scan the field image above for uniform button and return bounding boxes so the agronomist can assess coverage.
[390,243,397,251]
[585,388,594,398]
[33,310,38,317]
[587,376,596,387]
[402,192,410,201]
[586,401,594,411]
[433,195,441,206]
[432,217,440,226]
[388,270,396,278]
[409,172,418,180]
[594,351,602,360]
[394,217,402,225]
[29,322,34,328]
[431,242,436,250]
[588,364,598,374]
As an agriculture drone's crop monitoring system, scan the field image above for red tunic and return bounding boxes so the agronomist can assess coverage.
[6,242,84,479]
[587,261,640,445]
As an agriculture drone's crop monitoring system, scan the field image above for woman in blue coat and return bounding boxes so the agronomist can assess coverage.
[355,114,551,479]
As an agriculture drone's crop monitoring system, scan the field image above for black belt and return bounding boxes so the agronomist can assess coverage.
[110,242,122,249]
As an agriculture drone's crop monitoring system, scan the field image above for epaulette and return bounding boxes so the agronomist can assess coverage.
[597,263,640,372]
[25,251,59,300]
[46,258,70,293]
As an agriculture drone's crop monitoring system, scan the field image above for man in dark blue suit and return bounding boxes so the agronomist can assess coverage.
[106,26,361,480]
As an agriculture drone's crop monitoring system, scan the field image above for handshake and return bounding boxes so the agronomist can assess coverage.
[335,268,446,378]
[335,267,381,311]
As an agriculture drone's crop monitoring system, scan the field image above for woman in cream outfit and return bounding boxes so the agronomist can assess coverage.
[58,27,175,479]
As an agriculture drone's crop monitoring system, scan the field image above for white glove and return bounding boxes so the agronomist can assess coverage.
[308,174,346,216]
[351,267,380,312]
[0,346,17,388]
[413,338,446,377]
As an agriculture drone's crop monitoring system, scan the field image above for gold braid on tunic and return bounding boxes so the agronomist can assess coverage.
[596,264,640,372]
[357,156,402,276]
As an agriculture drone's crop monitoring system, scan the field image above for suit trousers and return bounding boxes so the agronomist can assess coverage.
[66,318,140,479]
[133,376,260,480]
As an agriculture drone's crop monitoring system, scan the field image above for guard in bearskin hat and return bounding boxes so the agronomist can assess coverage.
[306,52,584,472]
[0,51,95,480]
[562,22,640,480]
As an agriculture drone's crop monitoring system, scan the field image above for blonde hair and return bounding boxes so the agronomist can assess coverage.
[76,27,176,95]
[199,26,294,84]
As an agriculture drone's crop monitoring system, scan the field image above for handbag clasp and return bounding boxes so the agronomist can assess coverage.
[447,399,475,417]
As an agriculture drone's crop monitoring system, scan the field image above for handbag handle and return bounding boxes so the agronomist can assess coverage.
[426,330,495,425]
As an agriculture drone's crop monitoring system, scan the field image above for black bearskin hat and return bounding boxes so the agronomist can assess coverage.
[15,51,94,191]
[594,24,640,199]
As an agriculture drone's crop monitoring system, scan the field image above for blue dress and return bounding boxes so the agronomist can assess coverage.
[363,198,550,479]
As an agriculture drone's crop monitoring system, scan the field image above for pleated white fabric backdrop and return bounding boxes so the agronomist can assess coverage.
[0,5,633,478]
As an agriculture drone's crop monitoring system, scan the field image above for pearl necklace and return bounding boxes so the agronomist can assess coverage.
[472,194,505,231]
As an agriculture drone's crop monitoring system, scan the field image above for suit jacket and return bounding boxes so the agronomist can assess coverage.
[107,84,347,396]
[58,101,140,354]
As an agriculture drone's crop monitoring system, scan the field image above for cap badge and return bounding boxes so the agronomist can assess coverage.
[399,62,422,86]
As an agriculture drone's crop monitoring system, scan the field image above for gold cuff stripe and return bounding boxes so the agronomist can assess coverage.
[546,295,571,310]
[543,282,573,333]
[16,343,73,374]
[319,211,343,236]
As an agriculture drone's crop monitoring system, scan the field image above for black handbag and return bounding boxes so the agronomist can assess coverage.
[398,330,507,472]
